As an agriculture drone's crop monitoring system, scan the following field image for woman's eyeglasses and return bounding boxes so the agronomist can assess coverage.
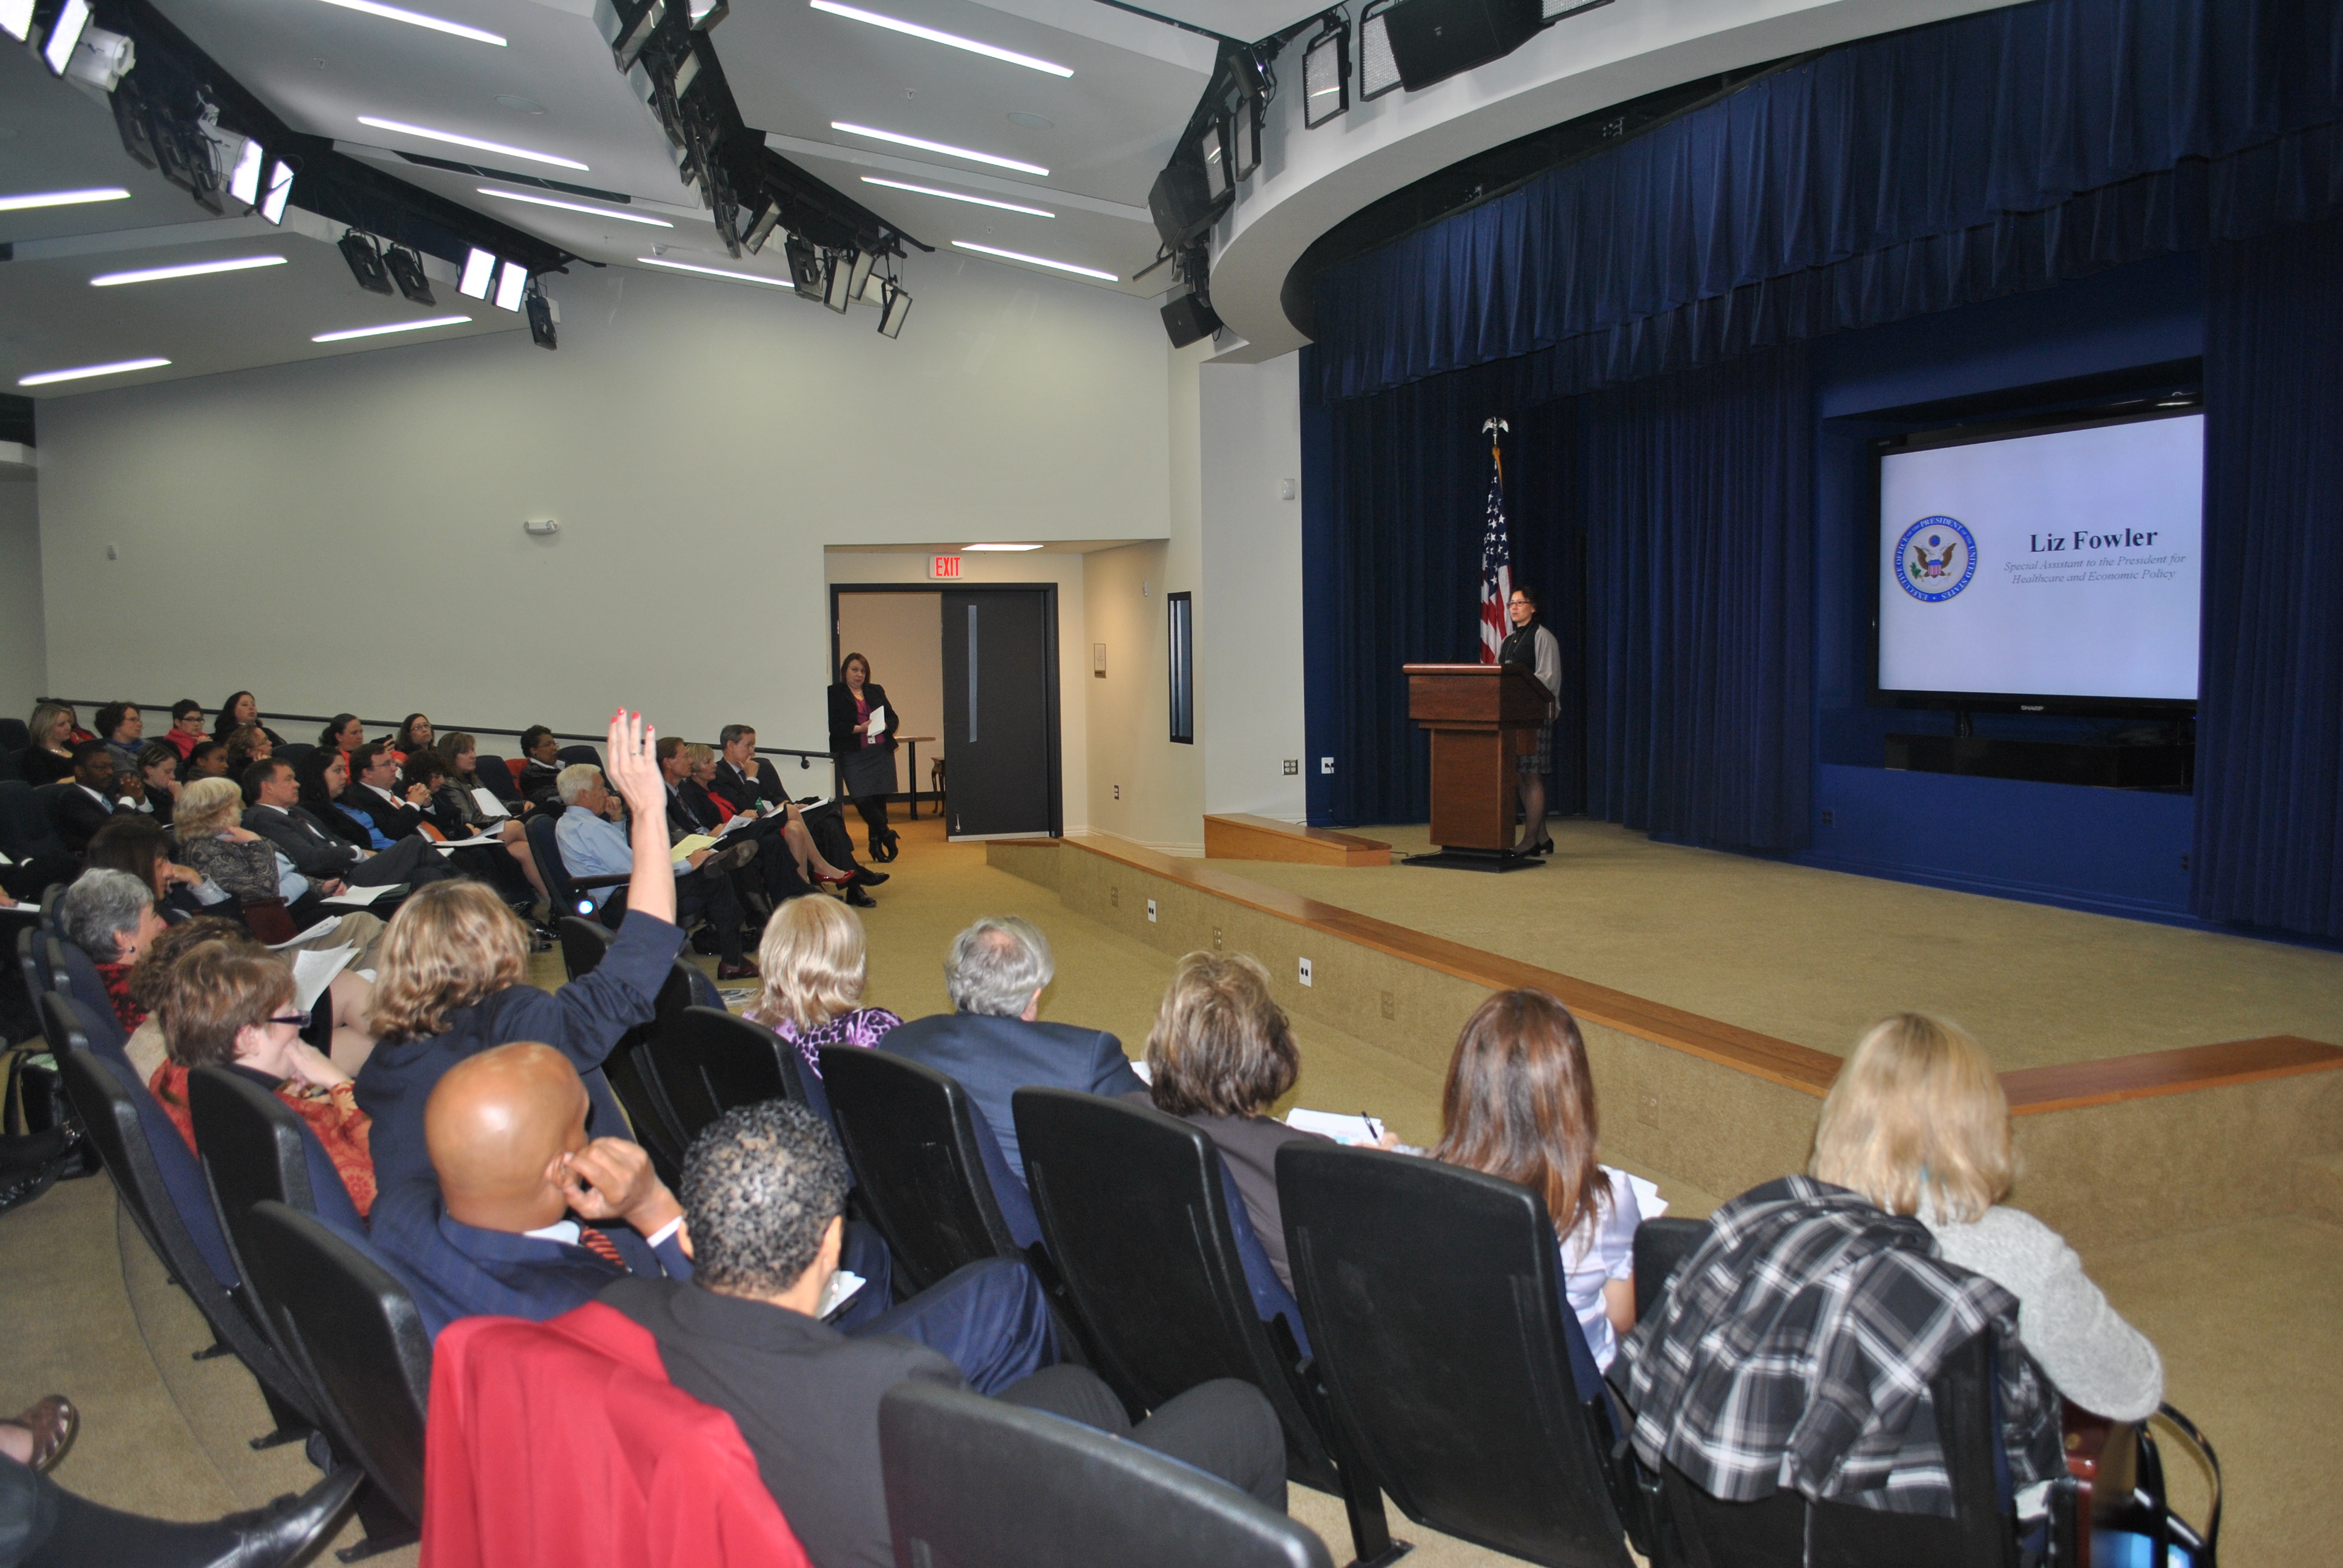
[268,1011,312,1029]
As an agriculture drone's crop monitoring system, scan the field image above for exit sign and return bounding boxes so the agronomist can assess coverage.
[930,554,963,580]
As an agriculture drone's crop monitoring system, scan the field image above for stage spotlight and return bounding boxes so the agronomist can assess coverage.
[259,160,295,224]
[110,79,159,169]
[847,247,876,305]
[338,231,395,295]
[672,47,703,100]
[594,0,664,71]
[1203,116,1233,198]
[41,0,91,76]
[384,244,435,305]
[0,0,32,43]
[494,259,528,311]
[526,287,558,350]
[1230,97,1262,181]
[740,197,782,253]
[61,24,133,90]
[784,235,824,299]
[228,138,266,207]
[1358,0,1401,100]
[458,246,498,299]
[877,277,912,338]
[686,0,727,29]
[1303,18,1351,127]
[1227,44,1273,106]
[824,249,856,312]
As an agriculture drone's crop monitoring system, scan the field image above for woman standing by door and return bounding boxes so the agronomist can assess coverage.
[828,652,902,861]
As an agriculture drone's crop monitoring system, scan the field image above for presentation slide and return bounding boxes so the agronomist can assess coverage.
[1878,413,2202,701]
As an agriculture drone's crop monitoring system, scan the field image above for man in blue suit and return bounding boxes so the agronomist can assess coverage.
[371,1042,696,1337]
[879,916,1144,1170]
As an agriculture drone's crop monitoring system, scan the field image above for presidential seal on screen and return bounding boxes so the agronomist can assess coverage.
[1895,516,1978,602]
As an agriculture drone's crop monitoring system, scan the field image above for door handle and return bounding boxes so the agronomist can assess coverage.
[966,603,979,745]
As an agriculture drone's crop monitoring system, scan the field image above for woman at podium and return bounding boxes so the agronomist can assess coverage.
[1499,587,1562,855]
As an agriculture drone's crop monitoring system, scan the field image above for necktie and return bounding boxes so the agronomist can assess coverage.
[575,1226,629,1272]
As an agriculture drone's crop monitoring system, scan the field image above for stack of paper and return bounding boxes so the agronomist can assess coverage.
[867,704,887,733]
[433,835,502,855]
[290,947,356,1014]
[323,883,402,907]
[471,788,511,819]
[266,919,342,951]
[670,834,716,864]
[1606,1167,1669,1218]
[1285,1108,1386,1145]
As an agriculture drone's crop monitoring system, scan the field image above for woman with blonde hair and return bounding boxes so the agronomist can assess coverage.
[744,895,900,1077]
[1435,988,1640,1369]
[352,708,686,1198]
[1813,1013,2161,1424]
[19,702,77,785]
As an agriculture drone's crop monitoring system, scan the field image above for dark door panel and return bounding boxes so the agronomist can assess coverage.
[940,589,1059,837]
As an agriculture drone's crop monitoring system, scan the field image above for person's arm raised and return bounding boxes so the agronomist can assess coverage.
[603,708,677,926]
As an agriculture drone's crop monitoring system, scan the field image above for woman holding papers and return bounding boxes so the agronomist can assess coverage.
[404,746,551,911]
[828,652,902,862]
[1434,988,1641,1371]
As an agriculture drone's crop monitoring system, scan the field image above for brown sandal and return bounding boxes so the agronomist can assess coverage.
[5,1394,78,1473]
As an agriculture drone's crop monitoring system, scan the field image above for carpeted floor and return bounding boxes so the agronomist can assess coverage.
[1217,818,2343,1070]
[7,812,2328,1565]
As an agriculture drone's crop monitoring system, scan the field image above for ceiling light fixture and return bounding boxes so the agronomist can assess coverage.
[357,116,589,171]
[90,255,288,286]
[0,0,33,43]
[258,161,296,224]
[860,177,1052,218]
[312,315,473,342]
[227,139,266,206]
[876,276,911,338]
[476,186,675,227]
[384,245,436,304]
[0,186,131,212]
[19,357,171,387]
[952,240,1115,281]
[635,255,793,287]
[316,0,505,46]
[493,260,529,311]
[831,122,1045,177]
[39,0,90,75]
[457,246,499,299]
[808,1,1070,77]
[963,543,1043,551]
[1303,16,1351,128]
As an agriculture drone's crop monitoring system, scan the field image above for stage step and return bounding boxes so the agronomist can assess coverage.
[1204,814,1391,867]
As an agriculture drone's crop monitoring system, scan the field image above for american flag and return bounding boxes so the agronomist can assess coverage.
[1477,433,1510,662]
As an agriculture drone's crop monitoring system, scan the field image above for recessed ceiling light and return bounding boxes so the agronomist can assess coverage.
[635,255,793,287]
[952,240,1115,281]
[312,314,474,342]
[19,357,171,387]
[810,2,1070,76]
[316,0,503,44]
[860,177,1053,218]
[357,115,588,171]
[90,255,289,286]
[477,187,673,227]
[964,543,1043,551]
[831,123,1046,177]
[0,185,131,212]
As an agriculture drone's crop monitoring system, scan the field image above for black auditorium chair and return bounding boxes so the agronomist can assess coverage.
[53,935,130,1056]
[556,913,615,981]
[54,1033,319,1450]
[1277,1142,1643,1568]
[8,919,47,1032]
[1014,1088,1401,1567]
[528,816,630,924]
[555,919,700,1186]
[0,783,77,890]
[0,717,28,755]
[817,1045,1041,1295]
[1632,1215,1712,1324]
[554,743,601,769]
[880,1380,1335,1568]
[472,753,523,807]
[644,1004,808,1142]
[239,1200,432,1558]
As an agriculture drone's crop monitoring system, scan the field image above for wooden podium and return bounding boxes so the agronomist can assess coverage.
[1404,662,1551,871]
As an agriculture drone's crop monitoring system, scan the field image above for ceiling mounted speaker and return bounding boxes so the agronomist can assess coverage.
[1148,157,1224,250]
[1382,0,1542,92]
[1160,291,1221,348]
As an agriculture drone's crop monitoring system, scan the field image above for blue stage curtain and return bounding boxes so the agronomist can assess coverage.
[1579,347,1814,852]
[1309,0,2343,405]
[2192,214,2343,938]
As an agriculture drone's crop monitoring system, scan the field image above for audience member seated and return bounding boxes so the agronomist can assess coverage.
[356,710,687,1198]
[1137,952,1336,1295]
[707,724,883,907]
[161,699,207,760]
[319,712,366,760]
[404,746,548,910]
[1617,1133,2064,1518]
[58,868,167,1032]
[372,1043,687,1330]
[220,724,275,778]
[655,736,821,920]
[175,777,384,953]
[603,1100,1284,1568]
[743,897,902,1080]
[557,761,756,980]
[393,713,433,763]
[19,702,78,785]
[134,743,182,829]
[1815,1013,2164,1503]
[51,741,138,853]
[338,741,435,843]
[177,739,228,784]
[882,916,1142,1170]
[1434,988,1640,1371]
[433,733,508,822]
[0,1445,358,1568]
[517,725,562,808]
[243,754,454,890]
[94,702,146,777]
[211,690,285,747]
[148,939,378,1219]
[84,815,220,926]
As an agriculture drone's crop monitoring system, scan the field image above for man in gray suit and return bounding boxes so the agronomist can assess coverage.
[880,916,1143,1170]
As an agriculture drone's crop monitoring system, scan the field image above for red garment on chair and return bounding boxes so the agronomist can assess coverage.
[421,1302,813,1568]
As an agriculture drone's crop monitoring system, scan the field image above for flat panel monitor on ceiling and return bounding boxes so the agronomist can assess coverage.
[1876,410,2203,710]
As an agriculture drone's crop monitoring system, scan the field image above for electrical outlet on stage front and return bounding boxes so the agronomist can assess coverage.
[1637,1091,1660,1128]
[1298,956,1314,987]
[1146,899,1157,923]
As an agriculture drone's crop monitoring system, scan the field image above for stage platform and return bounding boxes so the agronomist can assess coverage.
[991,820,2343,1253]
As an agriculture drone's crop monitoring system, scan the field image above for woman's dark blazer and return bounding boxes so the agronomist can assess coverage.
[827,682,898,759]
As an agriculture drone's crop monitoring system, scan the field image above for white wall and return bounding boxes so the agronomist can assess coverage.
[833,589,945,767]
[1198,354,1306,822]
[34,255,1173,757]
[0,480,44,717]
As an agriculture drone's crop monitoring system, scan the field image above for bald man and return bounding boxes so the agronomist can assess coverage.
[369,1042,696,1338]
